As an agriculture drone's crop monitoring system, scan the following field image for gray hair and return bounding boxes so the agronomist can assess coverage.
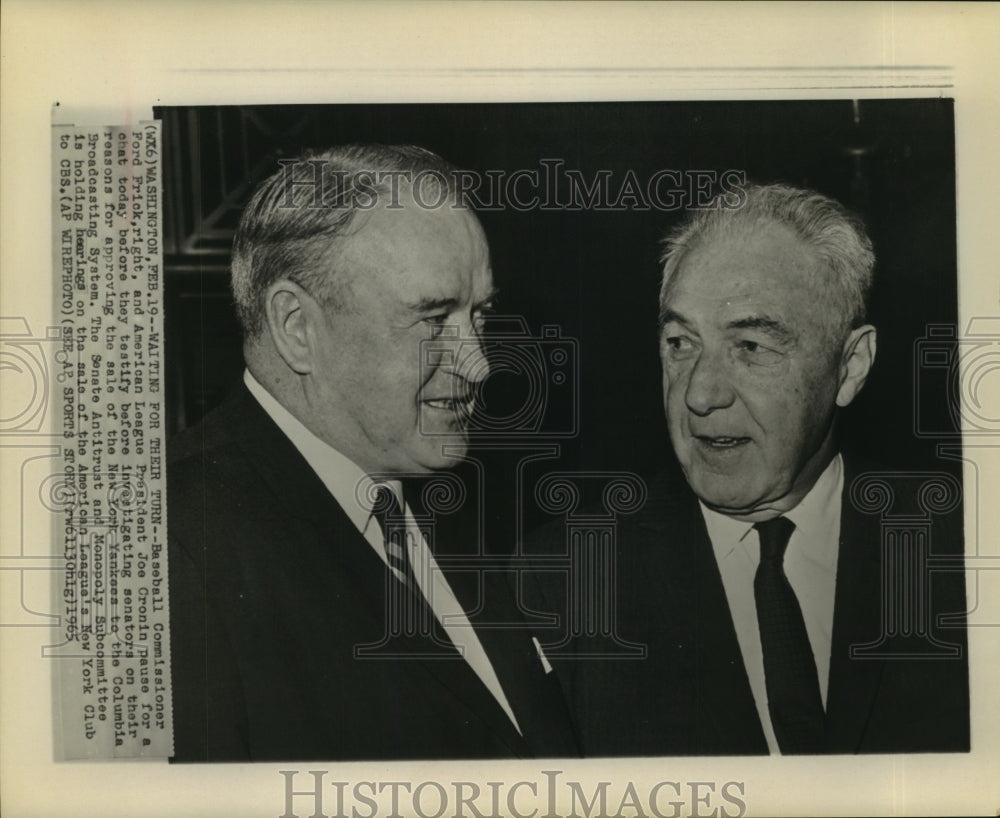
[658,183,875,338]
[232,143,464,338]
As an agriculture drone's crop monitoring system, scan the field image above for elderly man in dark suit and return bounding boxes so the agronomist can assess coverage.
[167,145,578,762]
[526,183,969,755]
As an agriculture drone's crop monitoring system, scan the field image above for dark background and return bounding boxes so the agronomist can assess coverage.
[157,100,959,538]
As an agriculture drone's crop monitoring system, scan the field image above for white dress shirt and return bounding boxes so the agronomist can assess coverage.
[244,370,522,733]
[699,454,843,754]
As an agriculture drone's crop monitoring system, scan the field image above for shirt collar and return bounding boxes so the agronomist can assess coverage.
[244,369,400,535]
[783,453,843,569]
[700,453,843,568]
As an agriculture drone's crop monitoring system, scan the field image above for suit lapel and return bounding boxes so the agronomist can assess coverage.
[424,508,574,754]
[630,459,889,755]
[636,473,768,754]
[825,457,885,752]
[224,385,529,755]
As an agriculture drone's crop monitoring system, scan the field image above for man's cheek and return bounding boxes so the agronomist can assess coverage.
[666,416,687,450]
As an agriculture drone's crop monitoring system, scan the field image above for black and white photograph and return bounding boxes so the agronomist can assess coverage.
[161,100,968,762]
[1,3,998,817]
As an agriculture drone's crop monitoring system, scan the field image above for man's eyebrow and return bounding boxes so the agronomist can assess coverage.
[408,287,499,313]
[409,296,460,312]
[659,307,690,328]
[727,316,795,343]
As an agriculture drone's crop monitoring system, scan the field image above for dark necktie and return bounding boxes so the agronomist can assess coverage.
[754,516,825,754]
[372,485,417,590]
[370,484,453,651]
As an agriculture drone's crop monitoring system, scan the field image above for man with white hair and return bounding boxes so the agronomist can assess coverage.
[530,183,969,755]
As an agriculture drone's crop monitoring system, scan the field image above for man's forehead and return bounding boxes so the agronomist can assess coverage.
[358,188,481,237]
[341,194,488,260]
[331,200,491,310]
[669,221,825,303]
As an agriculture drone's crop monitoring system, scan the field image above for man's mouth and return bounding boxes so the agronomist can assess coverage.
[695,435,751,449]
[423,396,474,414]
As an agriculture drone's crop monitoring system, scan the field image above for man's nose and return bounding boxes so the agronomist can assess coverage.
[427,322,491,384]
[454,325,491,385]
[683,349,734,415]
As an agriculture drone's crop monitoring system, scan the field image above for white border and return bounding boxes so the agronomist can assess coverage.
[2,2,998,816]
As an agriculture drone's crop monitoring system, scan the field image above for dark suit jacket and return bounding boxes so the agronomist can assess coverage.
[523,458,969,755]
[167,385,579,761]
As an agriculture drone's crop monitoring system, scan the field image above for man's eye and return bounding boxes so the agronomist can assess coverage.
[663,335,694,355]
[423,314,449,335]
[472,305,494,333]
[735,338,782,365]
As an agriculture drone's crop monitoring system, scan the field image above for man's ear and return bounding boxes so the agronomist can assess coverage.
[263,279,316,375]
[836,324,877,408]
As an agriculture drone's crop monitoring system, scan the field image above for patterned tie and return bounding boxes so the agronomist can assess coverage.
[372,485,417,589]
[371,483,431,640]
[754,516,825,753]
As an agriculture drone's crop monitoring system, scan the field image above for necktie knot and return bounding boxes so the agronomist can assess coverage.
[754,516,796,563]
[372,484,405,539]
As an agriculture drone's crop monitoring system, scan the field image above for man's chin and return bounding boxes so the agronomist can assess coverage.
[686,472,762,515]
[413,437,469,471]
